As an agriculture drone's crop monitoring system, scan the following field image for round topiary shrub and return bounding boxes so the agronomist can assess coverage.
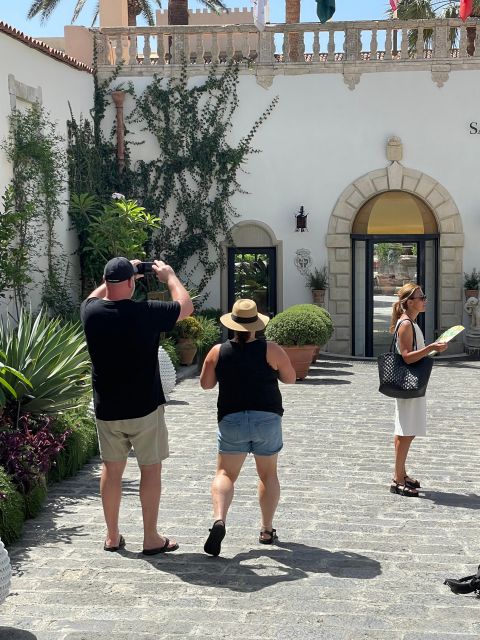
[265,307,329,346]
[173,316,203,340]
[0,466,25,545]
[287,304,334,341]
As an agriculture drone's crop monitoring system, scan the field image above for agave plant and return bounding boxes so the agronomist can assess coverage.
[0,350,31,409]
[0,310,91,415]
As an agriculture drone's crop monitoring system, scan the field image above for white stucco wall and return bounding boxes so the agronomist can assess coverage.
[0,32,93,317]
[113,68,480,312]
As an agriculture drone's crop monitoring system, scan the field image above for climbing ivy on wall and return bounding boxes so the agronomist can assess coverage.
[128,61,278,294]
[1,104,73,318]
[67,58,277,298]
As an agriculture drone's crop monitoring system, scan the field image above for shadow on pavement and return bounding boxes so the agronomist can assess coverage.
[297,379,351,385]
[422,491,480,509]
[120,542,381,592]
[166,399,190,406]
[0,628,37,639]
[314,361,353,369]
[307,369,354,377]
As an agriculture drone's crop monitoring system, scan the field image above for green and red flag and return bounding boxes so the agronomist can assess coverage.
[316,0,335,23]
[460,0,474,21]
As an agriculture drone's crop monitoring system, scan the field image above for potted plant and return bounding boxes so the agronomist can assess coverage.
[464,269,479,300]
[306,266,329,305]
[265,307,329,380]
[195,315,221,369]
[288,304,334,362]
[172,317,202,366]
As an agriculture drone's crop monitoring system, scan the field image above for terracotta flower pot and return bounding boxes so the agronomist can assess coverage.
[176,338,197,366]
[465,289,479,300]
[312,289,325,305]
[281,345,316,380]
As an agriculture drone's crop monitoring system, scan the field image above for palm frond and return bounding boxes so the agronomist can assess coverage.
[197,0,228,13]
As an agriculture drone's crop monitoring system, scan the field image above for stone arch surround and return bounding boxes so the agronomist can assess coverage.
[326,163,465,355]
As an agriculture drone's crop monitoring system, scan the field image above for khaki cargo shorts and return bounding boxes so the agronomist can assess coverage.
[96,405,169,465]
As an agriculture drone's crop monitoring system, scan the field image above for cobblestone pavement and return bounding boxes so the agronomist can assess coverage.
[2,357,480,640]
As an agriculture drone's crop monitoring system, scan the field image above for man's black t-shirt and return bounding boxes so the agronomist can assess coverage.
[80,297,180,421]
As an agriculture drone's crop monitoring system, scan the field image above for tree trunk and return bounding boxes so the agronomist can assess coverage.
[127,0,142,26]
[168,0,189,25]
[286,0,301,62]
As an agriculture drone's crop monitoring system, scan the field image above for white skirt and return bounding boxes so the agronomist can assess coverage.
[394,395,427,436]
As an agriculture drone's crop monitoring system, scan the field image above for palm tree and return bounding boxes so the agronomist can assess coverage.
[27,0,227,27]
[388,1,480,55]
[286,0,301,61]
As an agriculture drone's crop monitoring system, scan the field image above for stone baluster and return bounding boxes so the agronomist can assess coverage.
[312,30,320,62]
[211,32,219,64]
[226,31,234,60]
[401,27,408,59]
[195,33,204,64]
[95,32,109,65]
[282,32,289,62]
[370,28,378,61]
[143,34,151,65]
[384,27,392,60]
[128,34,137,65]
[417,26,424,59]
[115,34,124,64]
[299,30,306,62]
[327,28,335,61]
[241,31,249,60]
[434,23,448,59]
[157,32,165,65]
[475,27,480,57]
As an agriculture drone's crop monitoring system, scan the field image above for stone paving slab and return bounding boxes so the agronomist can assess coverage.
[1,357,480,639]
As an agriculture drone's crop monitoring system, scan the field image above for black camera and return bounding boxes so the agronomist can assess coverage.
[135,262,154,275]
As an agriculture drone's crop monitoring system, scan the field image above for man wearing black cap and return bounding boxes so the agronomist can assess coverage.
[80,257,193,555]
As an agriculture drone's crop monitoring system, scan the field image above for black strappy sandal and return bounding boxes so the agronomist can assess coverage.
[390,480,419,497]
[259,528,278,544]
[405,476,421,489]
[204,520,226,557]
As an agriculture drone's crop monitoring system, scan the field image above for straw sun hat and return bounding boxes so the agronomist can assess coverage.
[220,299,270,333]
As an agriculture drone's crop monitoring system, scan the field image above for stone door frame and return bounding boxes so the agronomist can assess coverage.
[326,162,464,355]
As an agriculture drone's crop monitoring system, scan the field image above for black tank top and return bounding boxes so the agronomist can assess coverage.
[215,339,284,422]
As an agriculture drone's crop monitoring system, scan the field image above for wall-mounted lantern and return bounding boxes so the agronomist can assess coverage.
[295,205,308,232]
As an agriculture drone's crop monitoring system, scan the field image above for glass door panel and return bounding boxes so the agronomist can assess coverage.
[353,240,366,356]
[227,248,276,317]
[372,242,418,356]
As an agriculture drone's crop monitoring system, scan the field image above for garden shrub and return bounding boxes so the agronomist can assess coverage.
[23,477,48,519]
[265,308,329,347]
[195,315,221,367]
[287,304,334,341]
[49,407,98,482]
[0,466,25,544]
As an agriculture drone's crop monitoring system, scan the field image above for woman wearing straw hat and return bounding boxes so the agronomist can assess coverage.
[200,299,296,556]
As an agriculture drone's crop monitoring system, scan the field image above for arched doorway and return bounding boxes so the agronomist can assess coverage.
[326,165,464,356]
[221,221,283,317]
[352,191,439,356]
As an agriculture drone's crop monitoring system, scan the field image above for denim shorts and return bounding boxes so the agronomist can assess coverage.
[217,410,283,456]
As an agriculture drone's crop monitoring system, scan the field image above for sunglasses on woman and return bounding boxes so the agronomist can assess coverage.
[412,294,427,300]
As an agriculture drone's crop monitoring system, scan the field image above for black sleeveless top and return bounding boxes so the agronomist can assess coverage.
[215,339,284,422]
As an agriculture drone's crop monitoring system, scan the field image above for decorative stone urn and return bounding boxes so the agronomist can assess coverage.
[312,290,326,305]
[158,347,176,400]
[0,537,11,605]
[464,297,480,352]
[465,289,479,301]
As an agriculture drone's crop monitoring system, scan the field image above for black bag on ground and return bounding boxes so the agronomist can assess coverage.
[444,565,480,595]
[377,318,433,399]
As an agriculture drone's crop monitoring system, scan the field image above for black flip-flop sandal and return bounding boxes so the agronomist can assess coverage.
[204,520,226,557]
[104,535,126,552]
[259,528,278,544]
[142,537,179,555]
[444,575,477,594]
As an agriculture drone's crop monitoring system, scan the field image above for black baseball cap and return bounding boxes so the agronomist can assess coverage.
[103,257,135,283]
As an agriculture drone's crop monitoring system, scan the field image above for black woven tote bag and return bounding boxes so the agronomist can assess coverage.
[377,319,433,399]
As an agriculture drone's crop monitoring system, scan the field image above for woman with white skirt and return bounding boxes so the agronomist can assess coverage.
[389,282,448,497]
